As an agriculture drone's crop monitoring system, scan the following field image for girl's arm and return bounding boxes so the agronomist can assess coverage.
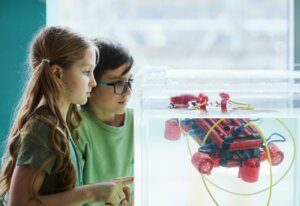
[8,165,133,206]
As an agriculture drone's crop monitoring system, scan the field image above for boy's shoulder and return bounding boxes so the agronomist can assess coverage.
[126,107,134,116]
[78,106,91,119]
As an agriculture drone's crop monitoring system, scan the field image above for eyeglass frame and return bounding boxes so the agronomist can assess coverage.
[97,79,133,95]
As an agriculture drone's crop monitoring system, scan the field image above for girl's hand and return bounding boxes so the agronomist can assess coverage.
[89,176,134,206]
[122,185,131,203]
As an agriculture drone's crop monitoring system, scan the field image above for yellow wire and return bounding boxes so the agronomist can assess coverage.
[180,118,296,201]
[232,106,255,111]
[199,118,296,196]
[178,118,189,135]
[196,118,224,205]
[185,118,275,206]
[193,101,208,110]
[245,123,272,206]
[229,99,255,111]
[201,119,224,145]
[178,119,221,205]
[178,118,194,157]
[229,99,252,106]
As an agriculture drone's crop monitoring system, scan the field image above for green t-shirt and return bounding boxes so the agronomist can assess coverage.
[77,107,134,206]
[1,109,83,204]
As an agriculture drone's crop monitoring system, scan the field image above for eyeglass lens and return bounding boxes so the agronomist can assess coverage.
[115,81,132,94]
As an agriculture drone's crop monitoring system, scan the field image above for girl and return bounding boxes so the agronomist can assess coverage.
[77,38,134,206]
[0,26,132,206]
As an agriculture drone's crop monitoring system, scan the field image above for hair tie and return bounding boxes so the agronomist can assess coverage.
[42,59,50,64]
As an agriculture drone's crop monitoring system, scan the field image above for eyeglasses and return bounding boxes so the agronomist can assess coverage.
[98,79,133,95]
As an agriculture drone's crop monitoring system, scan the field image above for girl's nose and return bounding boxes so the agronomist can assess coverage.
[90,74,97,88]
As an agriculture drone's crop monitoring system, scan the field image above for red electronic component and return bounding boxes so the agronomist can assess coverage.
[198,93,209,112]
[191,152,213,175]
[169,92,235,112]
[239,158,260,182]
[169,94,199,109]
[164,119,181,140]
[220,92,230,112]
[260,144,284,166]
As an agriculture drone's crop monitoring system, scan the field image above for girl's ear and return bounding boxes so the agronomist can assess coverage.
[51,65,63,79]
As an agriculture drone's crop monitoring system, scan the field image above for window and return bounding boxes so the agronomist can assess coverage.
[50,0,291,70]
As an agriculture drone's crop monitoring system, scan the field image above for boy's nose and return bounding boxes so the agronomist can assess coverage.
[124,84,132,95]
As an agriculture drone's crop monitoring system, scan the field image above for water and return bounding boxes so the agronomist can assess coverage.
[134,69,300,206]
[137,117,297,206]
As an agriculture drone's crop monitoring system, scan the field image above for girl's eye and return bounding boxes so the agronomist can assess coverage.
[83,71,91,76]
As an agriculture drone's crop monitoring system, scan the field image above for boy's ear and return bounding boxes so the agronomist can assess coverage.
[51,65,63,79]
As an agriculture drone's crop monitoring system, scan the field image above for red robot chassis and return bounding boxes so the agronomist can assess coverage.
[164,118,284,183]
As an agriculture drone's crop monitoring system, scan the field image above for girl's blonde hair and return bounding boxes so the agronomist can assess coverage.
[0,26,98,201]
